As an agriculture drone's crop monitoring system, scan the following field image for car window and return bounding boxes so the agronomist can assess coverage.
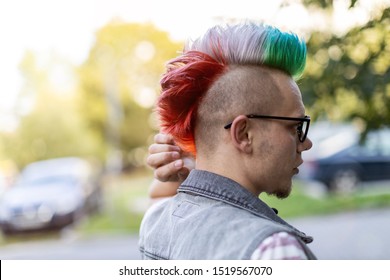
[381,142,390,156]
[346,133,376,157]
[17,158,91,187]
[363,134,380,156]
[349,130,390,157]
[376,130,390,156]
[16,175,78,187]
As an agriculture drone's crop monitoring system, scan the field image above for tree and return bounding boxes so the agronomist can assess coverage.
[0,52,99,169]
[298,0,390,135]
[77,21,182,169]
[301,0,359,9]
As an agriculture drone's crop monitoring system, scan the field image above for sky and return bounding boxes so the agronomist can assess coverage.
[0,0,388,131]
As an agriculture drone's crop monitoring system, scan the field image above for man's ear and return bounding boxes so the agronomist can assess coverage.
[230,115,253,154]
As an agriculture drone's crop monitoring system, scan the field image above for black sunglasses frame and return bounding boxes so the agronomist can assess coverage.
[224,114,311,143]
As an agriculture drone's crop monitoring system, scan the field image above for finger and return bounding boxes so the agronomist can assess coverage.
[154,133,176,145]
[148,143,181,154]
[146,151,181,169]
[154,159,184,182]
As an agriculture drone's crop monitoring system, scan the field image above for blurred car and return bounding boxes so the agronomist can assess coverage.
[0,157,103,235]
[298,123,390,194]
[0,173,8,198]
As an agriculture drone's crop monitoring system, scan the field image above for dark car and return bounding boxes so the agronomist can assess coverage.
[298,123,390,194]
[0,157,103,235]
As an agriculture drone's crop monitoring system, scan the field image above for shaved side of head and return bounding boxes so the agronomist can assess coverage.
[195,65,285,156]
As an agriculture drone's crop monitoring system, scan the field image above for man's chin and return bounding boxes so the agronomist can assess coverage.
[268,185,292,199]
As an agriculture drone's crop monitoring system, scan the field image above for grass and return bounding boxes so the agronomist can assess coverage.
[77,170,390,235]
[77,169,153,235]
[261,185,390,219]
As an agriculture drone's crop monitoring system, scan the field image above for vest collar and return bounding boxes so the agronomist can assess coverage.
[179,169,313,244]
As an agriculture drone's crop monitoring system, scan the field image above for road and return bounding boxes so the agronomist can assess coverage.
[289,207,390,259]
[0,208,389,260]
[0,232,141,260]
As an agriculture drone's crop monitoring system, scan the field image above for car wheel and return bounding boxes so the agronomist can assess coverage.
[329,169,360,194]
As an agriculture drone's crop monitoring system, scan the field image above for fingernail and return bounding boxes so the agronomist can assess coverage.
[174,160,183,168]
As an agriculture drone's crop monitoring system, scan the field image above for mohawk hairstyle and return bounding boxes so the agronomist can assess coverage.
[157,22,307,155]
[157,51,225,155]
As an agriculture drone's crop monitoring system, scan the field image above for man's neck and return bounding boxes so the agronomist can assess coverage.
[195,158,261,197]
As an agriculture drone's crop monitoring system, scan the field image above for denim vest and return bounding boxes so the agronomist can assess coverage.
[139,170,316,260]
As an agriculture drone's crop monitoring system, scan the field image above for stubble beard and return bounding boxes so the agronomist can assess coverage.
[270,183,292,199]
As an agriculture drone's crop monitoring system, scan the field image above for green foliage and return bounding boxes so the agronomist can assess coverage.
[300,0,358,9]
[300,6,390,134]
[78,21,182,168]
[0,52,101,169]
[0,95,101,169]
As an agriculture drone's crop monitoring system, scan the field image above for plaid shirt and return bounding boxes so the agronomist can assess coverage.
[251,231,308,260]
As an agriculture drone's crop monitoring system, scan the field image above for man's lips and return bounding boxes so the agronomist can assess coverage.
[293,161,304,174]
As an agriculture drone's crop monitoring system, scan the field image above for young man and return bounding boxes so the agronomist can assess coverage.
[139,22,317,259]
